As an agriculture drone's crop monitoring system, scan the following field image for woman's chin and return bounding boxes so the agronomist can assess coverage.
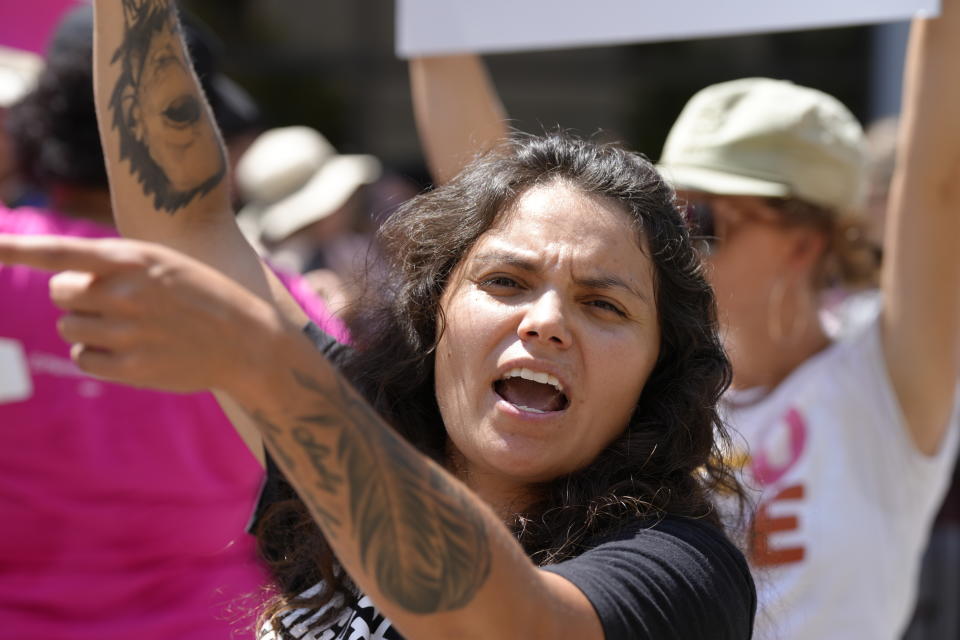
[470,436,570,486]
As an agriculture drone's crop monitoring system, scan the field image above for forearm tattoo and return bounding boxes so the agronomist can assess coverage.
[258,369,492,615]
[109,0,226,213]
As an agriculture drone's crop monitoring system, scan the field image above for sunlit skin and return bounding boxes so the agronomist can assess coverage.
[434,181,661,511]
[681,192,830,390]
[135,20,221,191]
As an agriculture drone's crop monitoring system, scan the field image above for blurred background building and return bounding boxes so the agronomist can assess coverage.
[180,0,907,188]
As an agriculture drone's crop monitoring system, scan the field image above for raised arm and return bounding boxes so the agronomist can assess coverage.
[91,0,304,461]
[882,0,960,455]
[409,55,509,184]
[92,0,260,289]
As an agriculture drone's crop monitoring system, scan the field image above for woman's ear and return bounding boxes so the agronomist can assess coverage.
[785,226,829,274]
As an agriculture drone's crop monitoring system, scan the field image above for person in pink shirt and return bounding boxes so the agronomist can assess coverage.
[0,8,346,639]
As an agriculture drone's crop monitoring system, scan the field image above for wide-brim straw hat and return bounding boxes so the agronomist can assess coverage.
[0,46,42,108]
[237,126,381,243]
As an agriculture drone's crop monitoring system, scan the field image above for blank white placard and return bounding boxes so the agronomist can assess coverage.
[0,338,32,404]
[397,0,939,57]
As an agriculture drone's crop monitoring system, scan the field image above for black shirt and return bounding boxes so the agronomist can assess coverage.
[251,324,756,639]
[543,516,756,639]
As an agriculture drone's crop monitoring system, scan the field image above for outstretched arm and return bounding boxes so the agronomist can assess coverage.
[882,0,960,455]
[89,13,597,634]
[409,55,509,184]
[92,0,304,462]
[0,235,607,640]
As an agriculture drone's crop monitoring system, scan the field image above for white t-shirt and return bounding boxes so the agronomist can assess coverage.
[725,317,959,639]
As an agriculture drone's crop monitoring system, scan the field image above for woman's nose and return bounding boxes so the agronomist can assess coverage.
[517,291,572,347]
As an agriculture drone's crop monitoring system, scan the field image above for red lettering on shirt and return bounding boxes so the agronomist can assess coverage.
[751,408,807,487]
[751,484,806,567]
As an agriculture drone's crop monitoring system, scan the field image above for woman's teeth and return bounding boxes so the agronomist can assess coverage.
[515,404,548,414]
[501,367,563,392]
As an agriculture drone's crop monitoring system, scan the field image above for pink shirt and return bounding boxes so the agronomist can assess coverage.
[0,207,346,639]
[0,0,80,54]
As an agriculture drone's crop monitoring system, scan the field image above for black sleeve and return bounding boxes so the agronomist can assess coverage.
[246,322,353,534]
[303,321,352,363]
[542,517,756,640]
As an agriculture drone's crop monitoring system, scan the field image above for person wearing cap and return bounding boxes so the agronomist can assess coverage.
[654,66,960,640]
[235,125,381,315]
[0,45,42,206]
[409,3,960,638]
[0,6,346,639]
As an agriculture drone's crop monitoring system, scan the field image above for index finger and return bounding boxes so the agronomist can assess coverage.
[0,235,148,275]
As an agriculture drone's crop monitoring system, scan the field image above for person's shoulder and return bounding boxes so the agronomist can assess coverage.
[743,312,884,406]
[545,515,756,639]
[650,515,753,578]
[268,264,351,341]
[597,514,752,577]
[774,312,887,408]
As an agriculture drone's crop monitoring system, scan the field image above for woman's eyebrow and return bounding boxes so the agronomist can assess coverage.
[575,274,650,305]
[471,250,538,272]
[472,251,650,305]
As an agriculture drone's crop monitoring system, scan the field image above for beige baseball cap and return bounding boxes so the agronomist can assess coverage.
[658,78,868,214]
[236,126,381,243]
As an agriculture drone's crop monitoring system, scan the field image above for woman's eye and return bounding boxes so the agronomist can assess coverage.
[587,299,626,317]
[480,276,520,289]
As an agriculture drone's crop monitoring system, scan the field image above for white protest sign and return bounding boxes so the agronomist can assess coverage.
[0,338,32,404]
[397,0,939,57]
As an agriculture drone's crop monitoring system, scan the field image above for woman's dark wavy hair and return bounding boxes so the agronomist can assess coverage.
[256,131,744,631]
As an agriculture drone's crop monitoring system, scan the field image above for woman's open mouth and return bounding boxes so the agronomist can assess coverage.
[493,367,569,414]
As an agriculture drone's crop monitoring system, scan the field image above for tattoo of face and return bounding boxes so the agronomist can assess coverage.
[109,0,226,213]
[287,369,492,614]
